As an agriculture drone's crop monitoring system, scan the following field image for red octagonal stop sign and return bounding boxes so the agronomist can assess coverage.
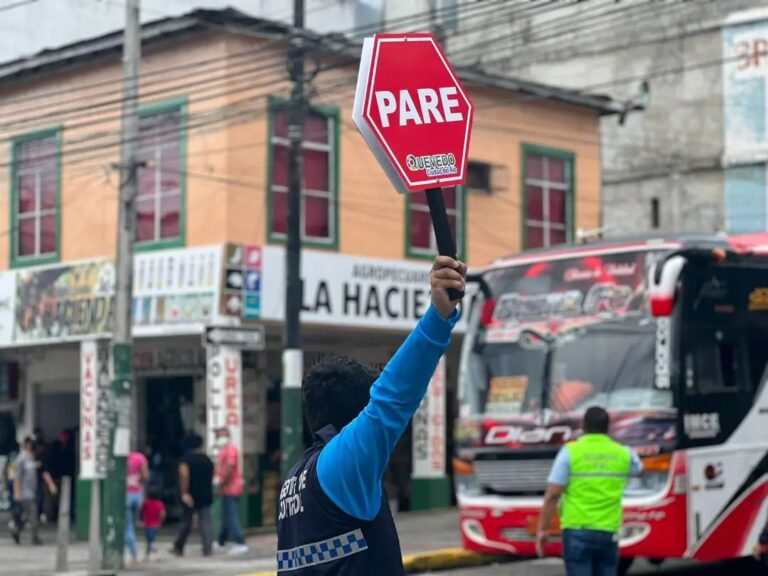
[353,33,474,194]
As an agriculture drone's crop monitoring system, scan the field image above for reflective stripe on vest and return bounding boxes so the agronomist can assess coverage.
[560,434,631,533]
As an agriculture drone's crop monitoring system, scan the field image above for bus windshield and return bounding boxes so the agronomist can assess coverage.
[462,249,672,416]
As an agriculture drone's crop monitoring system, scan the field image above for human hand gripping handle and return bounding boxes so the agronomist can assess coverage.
[431,256,467,320]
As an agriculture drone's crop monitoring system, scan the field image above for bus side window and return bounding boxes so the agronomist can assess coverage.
[718,342,738,389]
[688,333,741,394]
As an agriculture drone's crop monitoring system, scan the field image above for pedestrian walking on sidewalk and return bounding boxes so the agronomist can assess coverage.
[125,449,149,566]
[141,486,165,561]
[172,435,214,557]
[276,256,465,575]
[12,436,57,545]
[214,427,248,555]
[536,407,644,576]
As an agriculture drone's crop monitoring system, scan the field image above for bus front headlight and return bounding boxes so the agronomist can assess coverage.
[453,457,482,496]
[625,453,671,496]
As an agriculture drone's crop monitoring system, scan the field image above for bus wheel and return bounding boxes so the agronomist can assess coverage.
[618,557,634,576]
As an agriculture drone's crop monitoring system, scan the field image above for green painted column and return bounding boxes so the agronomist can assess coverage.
[75,478,91,541]
[411,477,452,511]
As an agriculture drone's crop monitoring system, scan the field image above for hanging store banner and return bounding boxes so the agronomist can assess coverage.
[260,246,464,332]
[79,340,111,480]
[206,345,243,464]
[412,356,446,479]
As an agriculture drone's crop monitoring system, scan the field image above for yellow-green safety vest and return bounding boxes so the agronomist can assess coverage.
[560,434,631,533]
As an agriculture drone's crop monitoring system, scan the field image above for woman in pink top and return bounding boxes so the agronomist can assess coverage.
[125,450,149,565]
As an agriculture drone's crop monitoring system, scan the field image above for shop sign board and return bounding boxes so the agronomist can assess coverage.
[15,260,115,343]
[133,245,222,330]
[205,325,265,350]
[79,340,111,480]
[206,345,243,465]
[412,356,446,479]
[10,245,222,345]
[220,244,262,320]
[260,246,464,332]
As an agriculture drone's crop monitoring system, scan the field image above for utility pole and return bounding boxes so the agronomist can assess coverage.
[102,0,140,569]
[281,0,305,479]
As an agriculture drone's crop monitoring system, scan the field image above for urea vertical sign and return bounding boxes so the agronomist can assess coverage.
[353,33,473,194]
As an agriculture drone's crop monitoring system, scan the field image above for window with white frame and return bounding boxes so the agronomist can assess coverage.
[11,132,60,265]
[136,104,184,246]
[269,104,337,245]
[523,146,573,249]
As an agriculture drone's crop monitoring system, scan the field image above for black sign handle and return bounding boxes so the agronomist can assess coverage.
[426,187,464,301]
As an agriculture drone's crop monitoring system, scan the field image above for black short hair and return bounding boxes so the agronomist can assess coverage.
[583,406,610,434]
[302,355,379,434]
[146,485,162,501]
[23,436,34,449]
[189,434,204,450]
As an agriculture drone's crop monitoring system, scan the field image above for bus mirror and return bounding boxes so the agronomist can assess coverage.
[649,256,686,317]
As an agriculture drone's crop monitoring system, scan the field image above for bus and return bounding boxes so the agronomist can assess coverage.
[454,234,768,572]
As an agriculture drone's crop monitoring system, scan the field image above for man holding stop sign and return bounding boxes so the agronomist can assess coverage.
[275,33,471,574]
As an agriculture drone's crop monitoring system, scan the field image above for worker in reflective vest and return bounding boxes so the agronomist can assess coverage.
[537,406,643,576]
[276,256,465,575]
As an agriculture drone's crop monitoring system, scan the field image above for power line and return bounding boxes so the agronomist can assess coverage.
[0,3,547,151]
[445,0,695,68]
[0,0,515,114]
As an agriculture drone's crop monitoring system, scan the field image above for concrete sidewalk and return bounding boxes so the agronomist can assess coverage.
[0,508,499,576]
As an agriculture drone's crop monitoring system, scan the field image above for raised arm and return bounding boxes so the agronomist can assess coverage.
[317,256,466,521]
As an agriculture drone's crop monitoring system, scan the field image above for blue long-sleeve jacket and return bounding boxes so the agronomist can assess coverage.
[317,305,458,521]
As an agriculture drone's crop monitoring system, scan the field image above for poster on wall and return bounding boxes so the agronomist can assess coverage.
[723,16,768,152]
[206,345,243,465]
[412,356,446,479]
[16,261,115,344]
[722,16,768,233]
[133,245,221,329]
[79,340,111,480]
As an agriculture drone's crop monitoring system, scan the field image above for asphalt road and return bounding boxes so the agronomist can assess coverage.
[431,557,768,576]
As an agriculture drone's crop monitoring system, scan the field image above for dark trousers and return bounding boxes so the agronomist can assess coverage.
[218,496,245,546]
[563,529,619,576]
[174,505,212,554]
[12,499,40,544]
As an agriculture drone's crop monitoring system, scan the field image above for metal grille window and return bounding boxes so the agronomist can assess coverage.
[136,104,184,246]
[407,186,464,258]
[523,146,574,249]
[11,132,60,265]
[269,105,337,245]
